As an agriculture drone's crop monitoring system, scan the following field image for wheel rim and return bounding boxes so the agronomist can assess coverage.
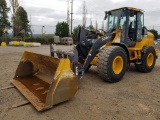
[147,53,154,67]
[112,56,123,74]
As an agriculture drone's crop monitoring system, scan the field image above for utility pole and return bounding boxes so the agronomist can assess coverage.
[95,21,98,30]
[70,0,73,34]
[30,14,33,37]
[82,0,87,27]
[67,0,70,25]
[67,0,70,35]
[102,20,104,30]
[90,12,92,26]
[42,26,45,36]
[10,0,19,15]
[9,0,19,36]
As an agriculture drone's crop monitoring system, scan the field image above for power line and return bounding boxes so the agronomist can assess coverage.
[18,0,81,11]
[146,26,160,27]
[18,0,67,12]
[18,0,102,22]
[17,0,160,15]
[31,25,56,27]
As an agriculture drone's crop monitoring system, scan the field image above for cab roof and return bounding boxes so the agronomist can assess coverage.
[106,7,144,12]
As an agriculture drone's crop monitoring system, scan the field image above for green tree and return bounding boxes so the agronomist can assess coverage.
[13,6,30,37]
[149,29,158,40]
[87,25,94,30]
[55,21,69,37]
[0,0,11,37]
[72,25,80,44]
[72,25,92,44]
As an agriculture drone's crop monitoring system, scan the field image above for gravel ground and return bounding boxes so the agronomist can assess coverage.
[0,45,160,120]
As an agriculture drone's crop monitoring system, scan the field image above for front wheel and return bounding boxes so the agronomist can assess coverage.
[97,46,127,83]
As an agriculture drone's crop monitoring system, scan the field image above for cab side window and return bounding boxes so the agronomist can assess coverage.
[137,12,143,40]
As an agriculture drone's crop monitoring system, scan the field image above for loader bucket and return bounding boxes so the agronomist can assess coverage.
[11,51,78,111]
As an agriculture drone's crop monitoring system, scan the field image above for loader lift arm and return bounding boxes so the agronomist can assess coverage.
[76,27,115,72]
[50,27,115,79]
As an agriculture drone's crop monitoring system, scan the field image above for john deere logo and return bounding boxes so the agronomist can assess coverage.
[102,35,111,41]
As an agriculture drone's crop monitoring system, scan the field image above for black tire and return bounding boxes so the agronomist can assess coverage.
[135,46,156,72]
[97,46,127,83]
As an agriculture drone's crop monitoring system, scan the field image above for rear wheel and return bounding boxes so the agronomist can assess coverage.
[135,46,156,72]
[97,46,127,83]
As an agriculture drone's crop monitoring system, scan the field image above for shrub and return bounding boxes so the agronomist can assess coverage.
[9,35,54,45]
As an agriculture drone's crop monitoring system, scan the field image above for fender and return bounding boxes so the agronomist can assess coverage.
[111,42,130,68]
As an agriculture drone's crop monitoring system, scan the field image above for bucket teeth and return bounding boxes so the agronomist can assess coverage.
[36,87,44,90]
[41,90,49,95]
[33,83,40,86]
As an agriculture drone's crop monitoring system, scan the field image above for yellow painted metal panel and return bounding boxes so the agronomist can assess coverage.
[11,51,78,111]
[1,42,6,46]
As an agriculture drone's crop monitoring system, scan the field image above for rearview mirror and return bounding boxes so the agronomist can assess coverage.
[104,12,108,20]
[142,26,147,35]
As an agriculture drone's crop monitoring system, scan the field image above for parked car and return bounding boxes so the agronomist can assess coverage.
[54,36,60,44]
[157,39,160,43]
[61,37,73,45]
[154,40,158,45]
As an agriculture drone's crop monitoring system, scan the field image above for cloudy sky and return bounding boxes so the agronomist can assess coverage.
[6,0,160,34]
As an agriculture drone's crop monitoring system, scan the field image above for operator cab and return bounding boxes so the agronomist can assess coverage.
[105,7,147,47]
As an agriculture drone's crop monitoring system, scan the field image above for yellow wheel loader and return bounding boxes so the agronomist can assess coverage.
[11,7,159,111]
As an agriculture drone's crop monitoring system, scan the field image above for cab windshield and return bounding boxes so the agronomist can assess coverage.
[106,9,126,32]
